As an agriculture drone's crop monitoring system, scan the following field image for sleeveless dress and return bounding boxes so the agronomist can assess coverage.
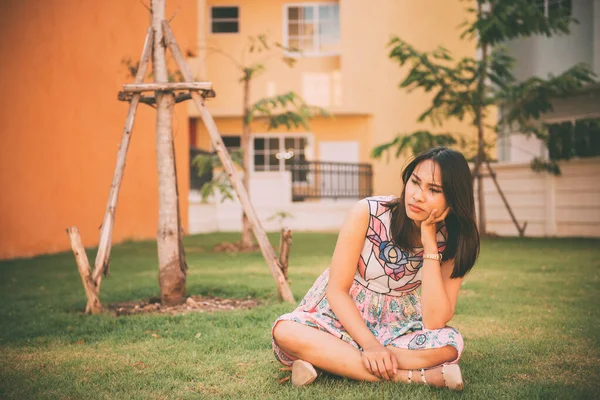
[272,195,464,367]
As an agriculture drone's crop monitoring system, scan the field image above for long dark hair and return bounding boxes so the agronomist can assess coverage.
[385,147,479,278]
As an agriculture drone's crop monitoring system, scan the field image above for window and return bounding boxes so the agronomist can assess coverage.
[546,118,600,160]
[252,135,312,182]
[211,6,239,34]
[222,136,241,152]
[536,0,572,19]
[284,3,340,55]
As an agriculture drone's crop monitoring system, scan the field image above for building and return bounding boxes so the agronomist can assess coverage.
[0,0,197,259]
[489,0,600,237]
[0,0,477,259]
[188,0,476,233]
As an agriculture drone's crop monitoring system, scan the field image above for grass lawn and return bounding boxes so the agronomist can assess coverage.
[1,232,599,399]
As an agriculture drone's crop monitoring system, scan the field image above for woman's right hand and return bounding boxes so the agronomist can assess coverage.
[360,345,398,380]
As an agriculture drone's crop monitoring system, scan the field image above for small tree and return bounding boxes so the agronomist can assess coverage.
[372,0,596,235]
[196,35,327,248]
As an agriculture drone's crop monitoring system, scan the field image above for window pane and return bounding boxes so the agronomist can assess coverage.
[268,138,279,150]
[212,7,238,19]
[284,156,296,168]
[254,154,265,167]
[535,0,546,13]
[319,5,339,52]
[301,22,315,36]
[212,21,238,33]
[300,38,314,52]
[288,7,299,20]
[254,138,265,151]
[288,22,299,36]
[222,136,241,149]
[303,6,314,20]
[299,138,308,152]
[320,20,339,40]
[284,138,295,150]
[319,5,331,19]
[269,153,279,167]
[549,0,571,18]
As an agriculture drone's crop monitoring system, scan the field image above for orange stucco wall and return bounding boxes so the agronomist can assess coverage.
[0,0,197,259]
[194,115,372,162]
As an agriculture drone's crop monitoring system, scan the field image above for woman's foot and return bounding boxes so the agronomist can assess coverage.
[291,360,318,387]
[401,364,463,391]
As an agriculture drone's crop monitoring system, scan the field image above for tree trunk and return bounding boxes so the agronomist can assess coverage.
[473,3,487,235]
[240,74,254,250]
[485,160,527,236]
[161,20,295,303]
[152,0,187,306]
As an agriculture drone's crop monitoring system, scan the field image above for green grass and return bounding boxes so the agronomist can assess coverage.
[1,233,599,399]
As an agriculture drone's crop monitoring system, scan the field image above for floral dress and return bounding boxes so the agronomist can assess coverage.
[272,195,464,367]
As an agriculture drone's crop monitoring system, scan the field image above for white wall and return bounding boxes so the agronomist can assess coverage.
[479,158,600,237]
[188,170,356,233]
[190,159,600,238]
[504,0,595,80]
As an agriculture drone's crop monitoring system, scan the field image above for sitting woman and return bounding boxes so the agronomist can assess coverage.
[272,147,479,391]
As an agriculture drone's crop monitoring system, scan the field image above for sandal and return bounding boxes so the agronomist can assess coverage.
[406,364,463,391]
[406,368,429,385]
[441,364,463,391]
[291,360,318,387]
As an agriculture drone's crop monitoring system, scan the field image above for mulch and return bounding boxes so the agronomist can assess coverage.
[108,295,261,316]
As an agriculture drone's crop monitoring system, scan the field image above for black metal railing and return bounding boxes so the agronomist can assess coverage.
[288,161,373,201]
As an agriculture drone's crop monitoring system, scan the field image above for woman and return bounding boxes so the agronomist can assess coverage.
[272,147,479,390]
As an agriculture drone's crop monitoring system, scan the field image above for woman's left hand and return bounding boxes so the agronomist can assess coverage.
[421,208,449,250]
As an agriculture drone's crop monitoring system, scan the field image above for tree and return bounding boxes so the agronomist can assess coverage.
[195,35,327,249]
[372,0,596,235]
[151,0,187,305]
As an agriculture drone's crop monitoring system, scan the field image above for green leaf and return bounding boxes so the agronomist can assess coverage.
[249,91,329,130]
[371,131,458,161]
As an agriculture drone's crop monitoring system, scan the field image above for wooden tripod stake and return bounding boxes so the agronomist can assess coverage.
[67,18,295,313]
[162,20,295,303]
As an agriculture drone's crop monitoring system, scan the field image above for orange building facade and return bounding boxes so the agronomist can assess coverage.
[0,0,197,259]
[0,0,478,259]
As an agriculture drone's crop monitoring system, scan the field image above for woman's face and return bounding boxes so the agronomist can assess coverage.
[404,159,448,225]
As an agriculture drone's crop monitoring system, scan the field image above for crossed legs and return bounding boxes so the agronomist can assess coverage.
[273,320,459,386]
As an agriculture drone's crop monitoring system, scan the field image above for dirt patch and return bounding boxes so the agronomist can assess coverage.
[213,241,260,253]
[108,295,261,316]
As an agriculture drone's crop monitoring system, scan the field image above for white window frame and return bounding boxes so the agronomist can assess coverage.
[250,133,314,178]
[283,2,340,57]
[536,0,572,18]
[210,5,240,35]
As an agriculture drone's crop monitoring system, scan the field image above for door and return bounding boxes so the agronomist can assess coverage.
[318,141,360,198]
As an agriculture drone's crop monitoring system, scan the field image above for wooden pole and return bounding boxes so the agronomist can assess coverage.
[162,20,295,304]
[240,72,254,250]
[118,92,196,106]
[485,160,527,236]
[278,228,292,282]
[67,227,102,314]
[123,82,213,92]
[92,28,154,289]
